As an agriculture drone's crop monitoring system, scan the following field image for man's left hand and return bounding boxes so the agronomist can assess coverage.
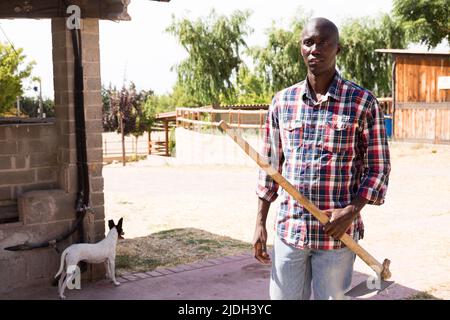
[323,205,359,240]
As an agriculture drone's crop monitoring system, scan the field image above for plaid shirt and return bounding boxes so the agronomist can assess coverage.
[256,72,391,250]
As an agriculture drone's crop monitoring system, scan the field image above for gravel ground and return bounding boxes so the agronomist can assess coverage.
[104,141,450,299]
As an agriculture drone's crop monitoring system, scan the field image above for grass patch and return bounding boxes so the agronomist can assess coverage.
[115,228,255,275]
[129,154,147,162]
[405,291,442,300]
[116,255,161,270]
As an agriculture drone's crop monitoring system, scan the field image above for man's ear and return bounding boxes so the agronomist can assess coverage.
[336,43,341,55]
[108,219,115,229]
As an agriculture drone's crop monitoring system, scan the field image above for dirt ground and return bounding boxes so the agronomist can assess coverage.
[104,141,450,299]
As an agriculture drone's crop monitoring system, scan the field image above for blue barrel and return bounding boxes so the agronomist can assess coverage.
[384,114,393,138]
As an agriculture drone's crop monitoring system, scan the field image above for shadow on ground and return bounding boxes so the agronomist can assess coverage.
[0,228,440,300]
[114,228,256,275]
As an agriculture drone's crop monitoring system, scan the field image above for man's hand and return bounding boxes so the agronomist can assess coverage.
[323,205,359,240]
[324,195,368,239]
[253,198,271,265]
[253,224,271,265]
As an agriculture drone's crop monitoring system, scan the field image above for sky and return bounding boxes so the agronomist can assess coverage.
[0,0,403,99]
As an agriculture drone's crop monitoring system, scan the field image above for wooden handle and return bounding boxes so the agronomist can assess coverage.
[219,120,391,280]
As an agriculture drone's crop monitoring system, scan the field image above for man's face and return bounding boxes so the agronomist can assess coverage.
[300,23,340,76]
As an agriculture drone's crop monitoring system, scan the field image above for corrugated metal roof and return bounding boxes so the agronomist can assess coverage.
[375,49,450,56]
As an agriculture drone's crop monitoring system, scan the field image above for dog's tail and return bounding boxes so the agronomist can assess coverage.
[55,249,68,279]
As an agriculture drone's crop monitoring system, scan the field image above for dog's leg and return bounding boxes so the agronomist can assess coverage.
[104,260,110,280]
[61,271,77,298]
[108,258,120,286]
[58,270,66,299]
[59,271,71,299]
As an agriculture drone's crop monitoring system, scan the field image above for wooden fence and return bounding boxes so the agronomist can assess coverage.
[378,97,393,115]
[176,101,394,129]
[176,99,450,144]
[394,102,450,144]
[176,107,268,130]
[102,133,149,157]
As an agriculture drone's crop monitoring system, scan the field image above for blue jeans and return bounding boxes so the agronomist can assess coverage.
[270,235,356,300]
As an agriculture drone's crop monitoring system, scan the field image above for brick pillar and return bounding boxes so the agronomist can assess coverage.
[51,18,105,280]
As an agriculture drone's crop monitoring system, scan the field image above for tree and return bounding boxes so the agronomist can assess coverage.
[129,83,150,157]
[232,66,272,104]
[166,10,252,106]
[250,17,308,94]
[0,43,35,114]
[109,84,139,165]
[101,84,118,132]
[170,82,201,108]
[142,92,174,129]
[338,14,407,97]
[20,96,55,118]
[393,0,450,48]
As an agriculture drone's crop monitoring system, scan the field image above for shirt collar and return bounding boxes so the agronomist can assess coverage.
[301,71,343,102]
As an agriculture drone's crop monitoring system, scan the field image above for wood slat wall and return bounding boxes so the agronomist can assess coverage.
[394,103,450,143]
[395,55,450,103]
[394,54,450,144]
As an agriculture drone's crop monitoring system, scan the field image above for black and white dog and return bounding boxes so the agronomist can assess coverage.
[55,218,124,299]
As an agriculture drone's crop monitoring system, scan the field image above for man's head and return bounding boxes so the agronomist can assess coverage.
[300,17,340,76]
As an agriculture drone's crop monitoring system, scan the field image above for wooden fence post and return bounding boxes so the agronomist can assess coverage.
[165,120,169,156]
[148,128,152,155]
[238,109,241,129]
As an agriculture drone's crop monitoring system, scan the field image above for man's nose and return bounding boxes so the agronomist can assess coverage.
[310,43,321,55]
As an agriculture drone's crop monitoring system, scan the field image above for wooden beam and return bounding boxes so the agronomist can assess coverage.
[0,0,169,20]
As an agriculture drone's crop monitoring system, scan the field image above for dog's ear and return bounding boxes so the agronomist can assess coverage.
[117,217,123,228]
[108,219,115,229]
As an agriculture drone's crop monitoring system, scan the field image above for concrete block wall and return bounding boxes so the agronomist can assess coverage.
[0,18,106,296]
[51,16,106,253]
[0,191,77,293]
[0,123,59,220]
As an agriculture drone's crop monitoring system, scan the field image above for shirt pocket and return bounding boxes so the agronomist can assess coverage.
[323,116,357,155]
[282,120,304,149]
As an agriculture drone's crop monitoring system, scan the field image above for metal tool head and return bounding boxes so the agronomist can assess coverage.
[345,259,394,298]
[345,278,395,299]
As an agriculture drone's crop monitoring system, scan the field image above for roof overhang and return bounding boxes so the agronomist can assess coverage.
[0,0,170,21]
[155,111,176,121]
[375,49,450,57]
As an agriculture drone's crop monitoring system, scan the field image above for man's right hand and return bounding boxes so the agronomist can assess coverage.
[252,224,271,265]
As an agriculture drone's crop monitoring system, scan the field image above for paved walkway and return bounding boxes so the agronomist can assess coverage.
[3,253,419,300]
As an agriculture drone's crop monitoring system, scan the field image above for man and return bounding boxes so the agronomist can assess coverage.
[254,17,391,300]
